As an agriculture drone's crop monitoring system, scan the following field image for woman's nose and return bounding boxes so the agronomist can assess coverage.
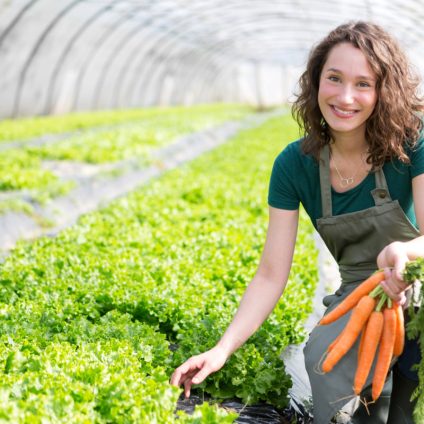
[337,84,355,104]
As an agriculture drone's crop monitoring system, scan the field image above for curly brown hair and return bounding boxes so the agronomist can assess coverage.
[292,21,424,168]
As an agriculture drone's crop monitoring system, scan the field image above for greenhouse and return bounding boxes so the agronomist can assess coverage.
[0,0,424,423]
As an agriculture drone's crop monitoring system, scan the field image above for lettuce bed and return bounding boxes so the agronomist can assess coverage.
[0,104,250,206]
[0,104,250,143]
[0,113,318,422]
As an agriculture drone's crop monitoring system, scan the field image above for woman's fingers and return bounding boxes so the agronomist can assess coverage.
[380,280,405,304]
[191,364,212,385]
[171,367,199,398]
[170,347,228,398]
[180,364,213,397]
[183,377,194,398]
[170,357,202,387]
[170,355,214,397]
[380,268,408,304]
[182,369,200,397]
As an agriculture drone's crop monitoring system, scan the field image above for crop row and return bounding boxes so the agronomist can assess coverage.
[0,104,250,213]
[13,105,251,164]
[0,104,250,143]
[0,114,317,422]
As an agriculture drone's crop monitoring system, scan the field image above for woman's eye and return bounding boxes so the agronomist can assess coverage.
[328,76,340,82]
[358,81,371,88]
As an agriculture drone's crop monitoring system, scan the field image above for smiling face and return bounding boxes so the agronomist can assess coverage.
[318,42,378,142]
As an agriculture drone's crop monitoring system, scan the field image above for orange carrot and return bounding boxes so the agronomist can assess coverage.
[372,306,396,401]
[322,295,376,373]
[353,310,384,395]
[328,330,344,352]
[319,271,385,325]
[357,326,366,360]
[393,302,405,357]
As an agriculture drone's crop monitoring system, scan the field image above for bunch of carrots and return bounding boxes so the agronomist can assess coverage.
[318,258,424,402]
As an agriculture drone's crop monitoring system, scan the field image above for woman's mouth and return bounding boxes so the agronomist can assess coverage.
[331,105,358,118]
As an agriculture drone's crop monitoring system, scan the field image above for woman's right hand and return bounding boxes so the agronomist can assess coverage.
[170,345,229,398]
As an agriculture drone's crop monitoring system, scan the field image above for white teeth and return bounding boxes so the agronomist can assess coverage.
[333,106,356,115]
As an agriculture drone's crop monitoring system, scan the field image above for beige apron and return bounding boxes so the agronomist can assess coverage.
[303,145,420,424]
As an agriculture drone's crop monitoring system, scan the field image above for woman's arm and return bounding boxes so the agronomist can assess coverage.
[377,173,424,302]
[170,206,299,396]
[216,207,299,355]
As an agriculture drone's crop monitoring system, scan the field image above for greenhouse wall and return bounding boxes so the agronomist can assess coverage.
[0,0,423,118]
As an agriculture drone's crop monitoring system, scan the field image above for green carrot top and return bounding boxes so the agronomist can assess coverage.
[403,258,424,285]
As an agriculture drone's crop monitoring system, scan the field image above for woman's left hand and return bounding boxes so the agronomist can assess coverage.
[377,241,411,305]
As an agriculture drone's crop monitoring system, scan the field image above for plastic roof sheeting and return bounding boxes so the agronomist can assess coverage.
[0,0,423,118]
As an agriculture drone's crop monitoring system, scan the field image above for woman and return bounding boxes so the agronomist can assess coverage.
[171,21,424,423]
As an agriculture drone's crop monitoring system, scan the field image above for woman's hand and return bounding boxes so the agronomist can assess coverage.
[170,345,228,398]
[377,241,411,304]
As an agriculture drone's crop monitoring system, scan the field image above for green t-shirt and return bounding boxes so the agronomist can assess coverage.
[268,137,424,230]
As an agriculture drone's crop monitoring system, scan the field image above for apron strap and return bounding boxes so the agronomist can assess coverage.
[371,167,392,206]
[319,147,392,218]
[319,144,332,218]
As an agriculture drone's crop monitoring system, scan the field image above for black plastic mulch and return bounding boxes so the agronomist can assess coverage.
[176,393,314,423]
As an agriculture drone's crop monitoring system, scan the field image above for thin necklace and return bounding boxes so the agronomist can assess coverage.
[332,158,358,187]
[331,150,368,188]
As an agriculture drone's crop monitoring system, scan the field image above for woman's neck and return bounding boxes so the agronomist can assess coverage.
[331,132,368,156]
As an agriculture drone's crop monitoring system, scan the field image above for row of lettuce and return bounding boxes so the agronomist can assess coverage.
[0,105,251,214]
[0,105,250,143]
[0,113,318,422]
